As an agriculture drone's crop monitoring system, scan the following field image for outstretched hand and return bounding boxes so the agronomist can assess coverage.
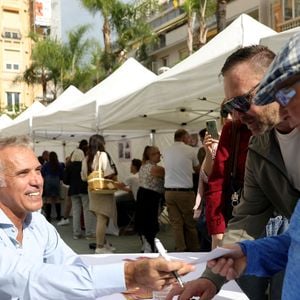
[125,257,195,291]
[207,244,247,281]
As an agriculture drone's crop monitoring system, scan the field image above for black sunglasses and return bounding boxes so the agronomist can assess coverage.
[222,84,259,114]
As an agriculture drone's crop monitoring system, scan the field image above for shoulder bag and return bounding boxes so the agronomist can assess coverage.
[87,152,117,194]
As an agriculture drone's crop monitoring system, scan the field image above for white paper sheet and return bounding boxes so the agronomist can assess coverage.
[80,252,249,300]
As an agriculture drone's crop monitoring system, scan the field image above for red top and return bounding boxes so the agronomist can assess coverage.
[205,120,252,235]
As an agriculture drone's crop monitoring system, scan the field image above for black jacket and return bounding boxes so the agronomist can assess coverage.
[63,161,88,195]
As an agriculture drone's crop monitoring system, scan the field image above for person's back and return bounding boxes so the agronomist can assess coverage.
[163,129,200,252]
[64,160,87,196]
[164,142,198,189]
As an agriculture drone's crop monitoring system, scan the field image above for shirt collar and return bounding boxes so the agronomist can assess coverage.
[0,208,33,228]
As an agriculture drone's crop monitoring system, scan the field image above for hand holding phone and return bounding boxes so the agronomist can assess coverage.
[206,120,219,140]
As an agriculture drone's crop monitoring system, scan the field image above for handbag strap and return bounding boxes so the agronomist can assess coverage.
[228,122,240,180]
[96,151,104,179]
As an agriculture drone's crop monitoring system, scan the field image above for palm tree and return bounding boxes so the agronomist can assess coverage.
[62,25,93,90]
[183,0,197,55]
[183,0,216,54]
[216,0,227,32]
[79,0,157,73]
[17,37,65,102]
[80,0,118,54]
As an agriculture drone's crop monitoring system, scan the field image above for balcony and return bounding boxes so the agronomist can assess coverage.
[278,16,300,31]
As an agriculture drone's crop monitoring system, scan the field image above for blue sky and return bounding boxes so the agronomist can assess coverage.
[61,0,132,44]
[61,1,102,43]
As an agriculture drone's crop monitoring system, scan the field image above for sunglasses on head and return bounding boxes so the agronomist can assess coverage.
[222,83,259,114]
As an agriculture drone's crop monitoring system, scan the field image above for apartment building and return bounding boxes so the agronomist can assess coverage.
[145,0,300,73]
[0,0,60,116]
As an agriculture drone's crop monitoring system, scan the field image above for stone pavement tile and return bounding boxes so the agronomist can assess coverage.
[55,219,175,255]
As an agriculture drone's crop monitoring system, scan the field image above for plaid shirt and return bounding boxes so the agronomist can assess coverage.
[255,32,300,105]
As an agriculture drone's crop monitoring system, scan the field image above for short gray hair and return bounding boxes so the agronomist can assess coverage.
[0,135,33,150]
[0,135,33,187]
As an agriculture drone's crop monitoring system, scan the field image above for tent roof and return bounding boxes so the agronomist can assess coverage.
[99,14,276,131]
[33,58,157,136]
[33,85,83,129]
[0,114,13,129]
[1,102,45,136]
[260,26,300,53]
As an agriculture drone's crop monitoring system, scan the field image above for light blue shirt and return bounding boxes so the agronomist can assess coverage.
[240,200,300,300]
[0,210,125,299]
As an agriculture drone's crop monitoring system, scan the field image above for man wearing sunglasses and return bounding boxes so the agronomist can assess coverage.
[200,32,300,300]
[167,44,299,300]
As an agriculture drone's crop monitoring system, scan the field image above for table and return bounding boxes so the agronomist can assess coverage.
[80,253,249,300]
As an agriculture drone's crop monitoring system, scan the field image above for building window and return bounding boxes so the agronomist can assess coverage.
[2,30,21,40]
[161,56,169,67]
[284,0,293,20]
[179,48,189,61]
[283,0,300,20]
[5,63,19,72]
[6,92,20,112]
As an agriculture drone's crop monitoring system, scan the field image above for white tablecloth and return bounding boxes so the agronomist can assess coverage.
[80,253,249,300]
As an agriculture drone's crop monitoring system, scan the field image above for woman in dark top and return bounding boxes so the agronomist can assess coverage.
[42,151,65,222]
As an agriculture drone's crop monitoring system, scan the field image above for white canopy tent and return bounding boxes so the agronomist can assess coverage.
[260,26,300,53]
[1,101,46,136]
[32,58,158,140]
[0,114,13,129]
[97,14,276,132]
[32,85,84,139]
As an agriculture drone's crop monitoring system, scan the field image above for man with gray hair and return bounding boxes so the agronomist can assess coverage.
[0,135,194,299]
[163,129,200,252]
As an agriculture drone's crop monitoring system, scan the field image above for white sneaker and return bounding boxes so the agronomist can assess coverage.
[104,242,116,252]
[57,218,70,226]
[95,247,113,254]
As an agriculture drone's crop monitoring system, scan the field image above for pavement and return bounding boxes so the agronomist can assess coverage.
[55,219,175,255]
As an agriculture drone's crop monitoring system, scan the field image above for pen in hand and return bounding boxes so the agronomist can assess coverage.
[154,238,184,288]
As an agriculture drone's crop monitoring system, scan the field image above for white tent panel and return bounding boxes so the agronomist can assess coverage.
[1,101,45,136]
[260,26,300,53]
[33,85,84,130]
[0,114,13,129]
[33,58,158,136]
[99,14,276,131]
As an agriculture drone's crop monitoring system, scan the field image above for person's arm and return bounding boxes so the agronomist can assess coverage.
[124,257,195,291]
[0,214,125,299]
[207,232,291,281]
[0,214,194,299]
[205,122,232,242]
[151,165,165,178]
[202,132,218,177]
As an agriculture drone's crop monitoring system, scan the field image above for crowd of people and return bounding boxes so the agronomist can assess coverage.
[1,32,300,299]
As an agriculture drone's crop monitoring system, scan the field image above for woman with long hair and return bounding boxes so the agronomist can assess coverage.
[42,151,65,222]
[81,134,117,254]
[135,146,165,252]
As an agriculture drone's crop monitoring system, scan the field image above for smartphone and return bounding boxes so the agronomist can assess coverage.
[206,120,219,140]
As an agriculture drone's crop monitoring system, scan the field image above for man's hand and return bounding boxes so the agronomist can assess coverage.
[166,278,217,300]
[207,244,247,281]
[125,257,195,291]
